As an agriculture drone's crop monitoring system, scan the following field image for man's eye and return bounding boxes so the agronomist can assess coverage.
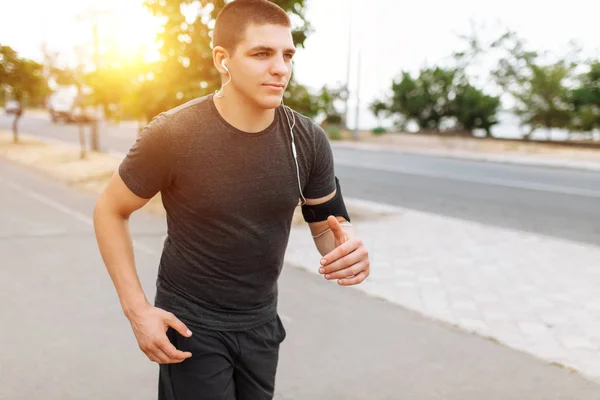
[255,52,268,57]
[284,54,294,60]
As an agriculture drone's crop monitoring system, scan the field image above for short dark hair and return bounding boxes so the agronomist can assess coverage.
[213,0,291,55]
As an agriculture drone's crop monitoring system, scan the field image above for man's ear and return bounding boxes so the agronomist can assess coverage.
[212,46,229,74]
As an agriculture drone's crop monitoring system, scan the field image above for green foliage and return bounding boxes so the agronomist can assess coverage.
[386,67,457,131]
[369,100,387,119]
[283,78,319,118]
[0,45,49,105]
[569,62,600,132]
[317,84,347,124]
[450,83,501,136]
[371,126,386,135]
[517,62,572,137]
[371,27,599,140]
[86,64,136,120]
[0,44,49,142]
[490,31,578,138]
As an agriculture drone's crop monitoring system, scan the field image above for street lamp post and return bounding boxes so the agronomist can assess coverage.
[353,49,361,141]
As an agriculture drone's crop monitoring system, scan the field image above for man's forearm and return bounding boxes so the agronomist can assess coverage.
[93,205,149,318]
[313,225,356,256]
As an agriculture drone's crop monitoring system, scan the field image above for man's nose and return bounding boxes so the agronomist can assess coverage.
[270,56,289,76]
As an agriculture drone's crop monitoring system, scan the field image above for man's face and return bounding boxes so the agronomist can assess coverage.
[226,23,295,110]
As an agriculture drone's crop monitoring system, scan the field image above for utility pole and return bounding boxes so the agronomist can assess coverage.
[343,21,352,130]
[76,4,112,152]
[353,49,361,141]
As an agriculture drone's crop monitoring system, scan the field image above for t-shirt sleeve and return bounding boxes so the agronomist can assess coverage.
[118,114,173,199]
[303,124,336,199]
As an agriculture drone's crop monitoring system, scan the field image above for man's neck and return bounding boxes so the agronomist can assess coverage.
[213,92,276,133]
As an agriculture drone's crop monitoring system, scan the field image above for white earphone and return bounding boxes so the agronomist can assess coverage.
[215,58,305,205]
[215,60,231,98]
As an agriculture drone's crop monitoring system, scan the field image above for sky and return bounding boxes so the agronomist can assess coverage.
[1,0,599,129]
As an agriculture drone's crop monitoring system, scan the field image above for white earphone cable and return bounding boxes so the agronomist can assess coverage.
[282,103,306,206]
[215,63,232,98]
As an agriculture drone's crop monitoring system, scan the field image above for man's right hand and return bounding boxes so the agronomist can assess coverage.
[127,303,193,364]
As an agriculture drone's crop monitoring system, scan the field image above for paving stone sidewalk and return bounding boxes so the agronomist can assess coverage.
[284,198,600,382]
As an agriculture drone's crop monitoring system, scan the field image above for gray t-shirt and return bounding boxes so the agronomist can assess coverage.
[118,94,336,331]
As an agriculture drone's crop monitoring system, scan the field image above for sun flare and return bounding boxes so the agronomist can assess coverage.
[95,1,163,66]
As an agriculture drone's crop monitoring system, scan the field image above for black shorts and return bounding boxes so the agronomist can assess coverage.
[158,315,287,400]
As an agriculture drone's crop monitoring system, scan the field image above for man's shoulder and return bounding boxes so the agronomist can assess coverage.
[158,95,212,128]
[139,95,212,147]
[153,95,210,132]
[283,107,325,139]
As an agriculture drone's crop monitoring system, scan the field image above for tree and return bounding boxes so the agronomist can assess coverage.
[140,0,313,122]
[85,62,139,121]
[517,62,573,139]
[369,100,388,127]
[122,62,169,128]
[317,84,347,125]
[569,61,600,135]
[387,67,457,132]
[490,31,576,139]
[0,45,49,143]
[450,83,500,137]
[282,78,319,118]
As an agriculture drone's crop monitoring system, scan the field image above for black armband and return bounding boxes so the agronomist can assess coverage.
[301,177,351,223]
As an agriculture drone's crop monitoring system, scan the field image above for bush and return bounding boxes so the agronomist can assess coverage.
[372,126,387,135]
[324,114,342,125]
[325,126,342,141]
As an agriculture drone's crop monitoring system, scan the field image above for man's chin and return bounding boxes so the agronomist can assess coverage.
[255,94,284,110]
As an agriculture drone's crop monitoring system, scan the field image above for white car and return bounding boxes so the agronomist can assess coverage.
[4,100,22,115]
[48,85,98,123]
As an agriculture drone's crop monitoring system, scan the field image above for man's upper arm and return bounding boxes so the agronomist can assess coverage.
[96,114,171,218]
[302,124,336,200]
[96,171,151,218]
[302,122,344,235]
[305,189,347,236]
[118,114,173,199]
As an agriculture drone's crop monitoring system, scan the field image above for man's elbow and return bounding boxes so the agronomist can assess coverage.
[93,193,130,226]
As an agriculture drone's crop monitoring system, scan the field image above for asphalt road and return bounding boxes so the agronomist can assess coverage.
[2,112,600,246]
[1,158,599,399]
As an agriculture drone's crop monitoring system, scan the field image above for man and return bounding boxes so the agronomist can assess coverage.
[93,0,370,399]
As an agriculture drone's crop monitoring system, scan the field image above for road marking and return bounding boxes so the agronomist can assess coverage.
[0,177,156,256]
[0,229,85,240]
[0,176,294,323]
[336,159,600,199]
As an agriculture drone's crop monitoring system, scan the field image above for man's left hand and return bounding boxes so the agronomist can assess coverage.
[318,216,370,286]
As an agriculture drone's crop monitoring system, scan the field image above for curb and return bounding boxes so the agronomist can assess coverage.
[331,141,600,173]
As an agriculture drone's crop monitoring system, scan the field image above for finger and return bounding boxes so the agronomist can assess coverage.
[324,259,366,280]
[337,270,369,286]
[158,338,192,362]
[143,349,160,363]
[327,216,347,242]
[320,238,361,268]
[147,347,171,364]
[165,313,193,338]
[320,249,364,277]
